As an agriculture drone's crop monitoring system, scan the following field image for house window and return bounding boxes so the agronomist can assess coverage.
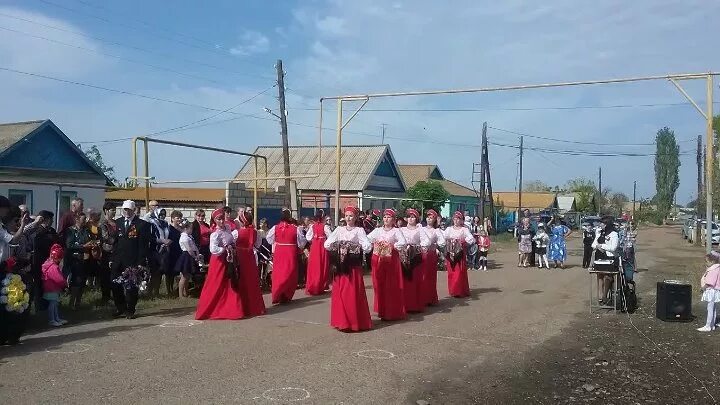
[8,189,33,212]
[56,191,78,213]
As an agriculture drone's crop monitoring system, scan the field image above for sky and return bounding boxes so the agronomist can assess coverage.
[0,0,718,204]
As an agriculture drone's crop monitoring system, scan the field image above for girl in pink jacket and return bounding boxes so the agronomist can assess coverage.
[698,252,720,332]
[42,244,67,327]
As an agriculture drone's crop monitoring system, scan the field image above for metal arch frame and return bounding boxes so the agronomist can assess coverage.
[322,72,717,252]
[130,137,269,226]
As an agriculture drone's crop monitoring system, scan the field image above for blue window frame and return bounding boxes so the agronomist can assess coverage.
[56,190,77,213]
[8,189,33,212]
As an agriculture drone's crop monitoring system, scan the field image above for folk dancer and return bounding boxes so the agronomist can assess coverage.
[305,210,332,295]
[233,210,266,317]
[421,209,445,306]
[400,208,430,313]
[443,211,476,298]
[324,206,373,332]
[195,208,245,320]
[367,208,407,320]
[266,208,307,304]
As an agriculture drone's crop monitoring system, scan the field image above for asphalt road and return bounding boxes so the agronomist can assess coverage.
[1,232,639,404]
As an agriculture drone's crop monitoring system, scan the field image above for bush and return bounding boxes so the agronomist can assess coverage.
[636,209,664,225]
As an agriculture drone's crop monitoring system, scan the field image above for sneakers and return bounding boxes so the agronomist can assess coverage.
[59,319,68,325]
[697,326,714,332]
[49,321,63,327]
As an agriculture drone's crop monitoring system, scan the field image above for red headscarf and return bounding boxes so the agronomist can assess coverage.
[405,208,419,219]
[426,209,438,218]
[383,208,396,218]
[453,211,464,220]
[210,208,225,231]
[344,206,359,215]
[238,210,250,226]
[50,243,64,260]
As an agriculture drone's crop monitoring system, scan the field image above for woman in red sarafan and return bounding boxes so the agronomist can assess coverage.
[325,206,373,332]
[266,209,307,304]
[399,208,430,313]
[421,209,445,306]
[233,210,266,317]
[367,208,407,321]
[195,209,245,320]
[305,210,332,295]
[443,211,476,298]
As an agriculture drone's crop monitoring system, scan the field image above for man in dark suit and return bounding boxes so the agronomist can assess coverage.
[111,200,151,319]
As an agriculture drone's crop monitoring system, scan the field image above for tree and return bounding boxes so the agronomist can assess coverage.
[565,177,596,213]
[80,144,117,184]
[654,127,680,218]
[606,192,629,216]
[523,180,553,192]
[401,181,450,214]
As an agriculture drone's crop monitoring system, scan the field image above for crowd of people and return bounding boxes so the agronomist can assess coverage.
[1,192,650,344]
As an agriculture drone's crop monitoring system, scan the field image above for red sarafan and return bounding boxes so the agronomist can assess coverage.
[235,226,266,317]
[305,222,331,296]
[267,213,305,304]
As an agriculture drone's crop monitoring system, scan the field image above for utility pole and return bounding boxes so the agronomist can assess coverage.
[597,166,602,215]
[518,136,524,221]
[472,122,495,232]
[632,180,637,220]
[276,59,296,217]
[381,123,387,144]
[697,134,703,215]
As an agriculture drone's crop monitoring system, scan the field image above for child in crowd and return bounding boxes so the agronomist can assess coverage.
[698,251,720,332]
[175,220,200,298]
[533,224,550,269]
[42,244,68,327]
[477,228,491,271]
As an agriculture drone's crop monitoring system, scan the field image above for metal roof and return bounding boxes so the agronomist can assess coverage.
[106,187,225,203]
[398,164,475,197]
[0,120,44,153]
[235,145,396,191]
[493,192,558,210]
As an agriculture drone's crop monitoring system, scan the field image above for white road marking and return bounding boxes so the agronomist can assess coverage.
[403,332,476,342]
[45,343,93,354]
[356,349,396,359]
[261,387,310,402]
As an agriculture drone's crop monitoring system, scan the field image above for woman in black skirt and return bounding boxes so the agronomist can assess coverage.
[175,220,200,298]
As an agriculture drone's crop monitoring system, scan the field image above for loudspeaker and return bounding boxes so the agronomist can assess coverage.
[656,281,692,322]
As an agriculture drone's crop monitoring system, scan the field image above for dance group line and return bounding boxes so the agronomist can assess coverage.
[197,206,476,332]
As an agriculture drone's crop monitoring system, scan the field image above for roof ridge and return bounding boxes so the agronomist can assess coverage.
[0,119,46,127]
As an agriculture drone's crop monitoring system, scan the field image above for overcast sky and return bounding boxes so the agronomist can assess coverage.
[0,0,717,204]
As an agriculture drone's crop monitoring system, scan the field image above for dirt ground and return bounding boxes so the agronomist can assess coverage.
[1,226,717,404]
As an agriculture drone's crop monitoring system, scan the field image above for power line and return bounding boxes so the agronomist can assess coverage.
[0,11,266,80]
[489,125,696,147]
[0,66,278,122]
[0,25,230,85]
[36,0,274,80]
[488,140,694,157]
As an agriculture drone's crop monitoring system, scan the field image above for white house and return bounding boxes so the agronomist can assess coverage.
[0,120,111,224]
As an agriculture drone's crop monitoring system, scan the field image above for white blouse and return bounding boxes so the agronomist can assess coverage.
[422,226,446,248]
[592,230,619,257]
[443,226,476,244]
[400,226,431,247]
[209,227,235,256]
[305,224,332,241]
[266,225,307,248]
[367,227,407,250]
[179,232,199,255]
[324,226,372,253]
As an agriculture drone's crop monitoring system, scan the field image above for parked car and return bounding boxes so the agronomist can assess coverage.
[700,221,720,246]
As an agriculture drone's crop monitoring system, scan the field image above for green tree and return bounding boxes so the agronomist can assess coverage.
[401,181,450,214]
[80,144,117,184]
[523,180,553,192]
[565,177,596,213]
[654,127,680,218]
[606,192,629,216]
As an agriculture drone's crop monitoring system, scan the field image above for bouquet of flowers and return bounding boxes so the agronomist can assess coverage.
[1,273,30,314]
[112,265,150,292]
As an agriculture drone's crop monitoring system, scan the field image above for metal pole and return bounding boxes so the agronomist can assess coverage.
[334,99,343,225]
[479,122,487,221]
[143,138,150,211]
[253,157,258,227]
[55,184,62,230]
[518,136,523,218]
[598,167,602,216]
[632,181,636,220]
[276,59,294,214]
[705,74,714,253]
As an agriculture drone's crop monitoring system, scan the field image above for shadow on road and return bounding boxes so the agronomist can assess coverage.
[0,323,156,361]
